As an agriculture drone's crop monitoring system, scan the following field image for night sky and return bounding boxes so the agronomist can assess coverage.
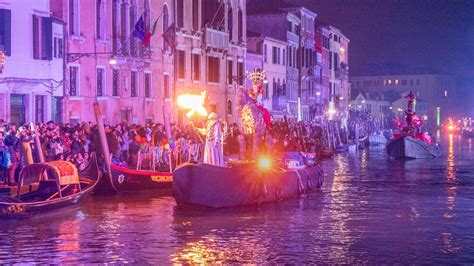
[251,0,474,77]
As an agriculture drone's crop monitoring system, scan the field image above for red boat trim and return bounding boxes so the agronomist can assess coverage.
[111,163,172,176]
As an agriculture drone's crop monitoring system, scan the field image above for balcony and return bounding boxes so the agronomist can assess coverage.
[113,37,151,61]
[287,31,299,44]
[204,28,229,50]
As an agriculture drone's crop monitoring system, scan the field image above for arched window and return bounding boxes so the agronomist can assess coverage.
[162,4,169,50]
[227,3,233,41]
[96,0,106,39]
[129,0,137,56]
[227,100,232,115]
[176,0,183,28]
[237,8,243,41]
[112,0,120,52]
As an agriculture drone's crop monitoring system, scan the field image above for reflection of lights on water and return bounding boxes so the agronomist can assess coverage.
[171,241,225,264]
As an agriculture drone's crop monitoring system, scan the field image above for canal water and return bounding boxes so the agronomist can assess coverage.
[1,135,474,264]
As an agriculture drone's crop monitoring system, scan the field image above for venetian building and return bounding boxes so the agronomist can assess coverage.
[51,0,173,124]
[0,0,64,124]
[172,0,247,124]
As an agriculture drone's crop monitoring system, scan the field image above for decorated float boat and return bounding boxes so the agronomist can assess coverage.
[386,91,441,159]
[173,154,324,208]
[0,156,100,219]
[103,163,172,193]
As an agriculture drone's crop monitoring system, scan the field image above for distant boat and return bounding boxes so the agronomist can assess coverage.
[386,135,441,159]
[386,91,440,159]
[0,156,100,219]
[173,153,324,208]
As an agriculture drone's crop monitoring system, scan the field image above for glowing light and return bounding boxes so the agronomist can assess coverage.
[448,125,454,131]
[361,100,365,103]
[177,91,208,118]
[0,49,5,73]
[437,106,441,126]
[316,91,321,96]
[339,96,344,100]
[258,156,271,171]
[109,57,117,65]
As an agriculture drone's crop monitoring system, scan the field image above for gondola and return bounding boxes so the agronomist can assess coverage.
[100,162,172,193]
[0,155,100,219]
[368,133,387,146]
[386,134,441,159]
[173,153,324,208]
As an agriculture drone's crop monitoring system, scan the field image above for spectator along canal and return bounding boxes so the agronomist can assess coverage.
[1,134,473,264]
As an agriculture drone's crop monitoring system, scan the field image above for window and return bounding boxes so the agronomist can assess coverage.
[0,9,12,56]
[395,79,399,85]
[178,50,185,79]
[112,69,119,96]
[193,0,199,31]
[263,44,267,63]
[208,56,220,83]
[401,79,407,86]
[388,80,392,85]
[164,74,170,98]
[366,104,372,112]
[162,5,169,50]
[410,79,413,85]
[129,2,137,56]
[131,71,137,97]
[96,0,106,39]
[227,60,233,84]
[287,21,292,32]
[272,47,277,64]
[53,37,63,58]
[227,100,232,115]
[192,54,200,81]
[237,62,244,85]
[96,68,104,96]
[176,0,184,28]
[120,0,128,55]
[227,5,232,40]
[35,95,45,122]
[288,47,292,67]
[237,8,243,41]
[33,15,53,60]
[69,66,78,96]
[69,0,80,35]
[416,79,420,85]
[144,73,151,97]
[283,49,286,65]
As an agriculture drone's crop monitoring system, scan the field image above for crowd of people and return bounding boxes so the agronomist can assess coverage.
[0,114,370,186]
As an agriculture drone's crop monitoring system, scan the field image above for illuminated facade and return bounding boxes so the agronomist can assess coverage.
[172,0,247,124]
[0,0,64,125]
[350,74,456,125]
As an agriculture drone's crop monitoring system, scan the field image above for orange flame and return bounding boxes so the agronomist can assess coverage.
[177,91,208,118]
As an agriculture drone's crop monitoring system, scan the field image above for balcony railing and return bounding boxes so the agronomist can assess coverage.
[204,28,229,50]
[113,37,151,60]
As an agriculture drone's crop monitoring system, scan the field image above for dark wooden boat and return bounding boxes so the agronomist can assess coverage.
[101,163,172,192]
[0,156,100,219]
[386,135,441,159]
[173,160,324,208]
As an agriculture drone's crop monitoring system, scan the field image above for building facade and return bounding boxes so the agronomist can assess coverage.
[327,25,350,119]
[51,0,173,125]
[172,0,246,124]
[350,74,456,125]
[247,11,300,120]
[314,24,331,119]
[0,0,64,125]
[247,36,288,118]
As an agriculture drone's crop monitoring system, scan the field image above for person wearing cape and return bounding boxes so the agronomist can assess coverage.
[195,112,224,167]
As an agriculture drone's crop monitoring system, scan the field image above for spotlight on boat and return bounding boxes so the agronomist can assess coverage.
[258,156,272,171]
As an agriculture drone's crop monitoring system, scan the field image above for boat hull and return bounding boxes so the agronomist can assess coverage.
[0,158,100,219]
[173,163,324,208]
[369,134,387,146]
[103,163,172,193]
[386,136,441,159]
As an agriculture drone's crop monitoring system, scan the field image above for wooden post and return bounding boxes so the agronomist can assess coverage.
[93,102,111,174]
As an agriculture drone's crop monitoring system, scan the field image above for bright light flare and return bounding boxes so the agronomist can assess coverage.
[448,125,454,131]
[177,92,208,118]
[258,156,272,171]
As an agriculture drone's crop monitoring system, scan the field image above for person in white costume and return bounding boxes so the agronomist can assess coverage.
[195,112,224,166]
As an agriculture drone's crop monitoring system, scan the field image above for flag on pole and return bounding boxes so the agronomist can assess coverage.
[162,23,176,48]
[133,16,146,42]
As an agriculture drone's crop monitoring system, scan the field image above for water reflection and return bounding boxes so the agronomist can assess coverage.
[1,137,474,263]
